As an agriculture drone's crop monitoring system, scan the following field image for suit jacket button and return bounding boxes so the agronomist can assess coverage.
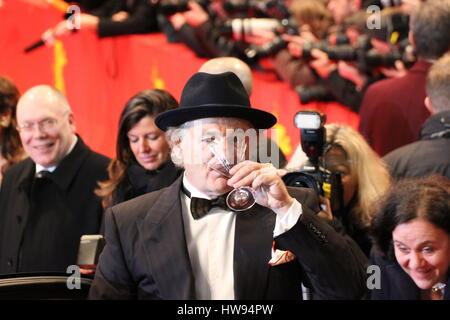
[16,216,22,224]
[7,259,13,267]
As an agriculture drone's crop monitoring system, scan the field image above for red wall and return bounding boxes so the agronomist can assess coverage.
[0,0,359,159]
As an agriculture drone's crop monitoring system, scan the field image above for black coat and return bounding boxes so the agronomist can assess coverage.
[93,0,159,37]
[383,111,450,180]
[88,176,369,300]
[371,251,450,300]
[0,137,110,274]
[110,160,182,207]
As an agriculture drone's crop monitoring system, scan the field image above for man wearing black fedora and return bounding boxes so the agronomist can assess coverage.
[89,72,368,300]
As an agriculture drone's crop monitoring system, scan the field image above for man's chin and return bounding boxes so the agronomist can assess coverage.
[32,155,58,168]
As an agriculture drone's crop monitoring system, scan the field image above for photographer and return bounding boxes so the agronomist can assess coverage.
[290,8,408,112]
[359,0,450,156]
[46,0,159,41]
[272,0,333,89]
[164,0,289,61]
[285,119,391,257]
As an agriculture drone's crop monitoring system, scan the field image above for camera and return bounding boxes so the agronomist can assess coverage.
[295,85,335,105]
[158,0,209,16]
[223,0,289,19]
[282,111,344,213]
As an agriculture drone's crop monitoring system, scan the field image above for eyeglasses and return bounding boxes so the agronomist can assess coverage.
[17,118,58,133]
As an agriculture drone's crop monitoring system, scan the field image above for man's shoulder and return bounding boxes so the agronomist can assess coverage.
[384,139,450,178]
[108,185,176,223]
[384,140,420,162]
[365,73,415,96]
[2,157,33,181]
[83,148,110,167]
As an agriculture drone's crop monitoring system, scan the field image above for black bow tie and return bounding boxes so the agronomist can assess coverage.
[35,170,52,179]
[182,184,231,220]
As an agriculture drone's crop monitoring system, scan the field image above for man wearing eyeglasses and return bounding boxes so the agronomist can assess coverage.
[0,85,110,274]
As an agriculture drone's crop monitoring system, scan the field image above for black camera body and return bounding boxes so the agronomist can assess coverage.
[282,111,344,214]
[158,0,209,15]
[223,0,289,19]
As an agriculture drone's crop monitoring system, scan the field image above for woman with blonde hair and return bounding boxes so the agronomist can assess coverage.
[286,123,391,256]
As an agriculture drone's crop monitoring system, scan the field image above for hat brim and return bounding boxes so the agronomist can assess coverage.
[155,104,277,131]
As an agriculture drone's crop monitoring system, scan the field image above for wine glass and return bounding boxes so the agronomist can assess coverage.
[208,139,256,211]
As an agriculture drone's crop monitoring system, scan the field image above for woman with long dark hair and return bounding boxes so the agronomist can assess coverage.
[96,89,182,208]
[0,77,26,185]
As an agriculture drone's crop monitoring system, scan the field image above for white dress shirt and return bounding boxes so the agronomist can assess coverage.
[180,174,303,300]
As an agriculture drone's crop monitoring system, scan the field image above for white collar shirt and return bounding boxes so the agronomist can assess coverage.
[180,173,303,300]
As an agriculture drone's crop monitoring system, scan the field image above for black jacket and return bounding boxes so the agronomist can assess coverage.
[92,0,159,37]
[88,176,369,300]
[383,111,450,180]
[371,251,450,300]
[0,137,110,274]
[109,159,182,207]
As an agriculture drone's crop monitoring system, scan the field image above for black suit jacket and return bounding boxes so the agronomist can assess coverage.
[371,251,450,300]
[89,176,368,300]
[0,137,110,274]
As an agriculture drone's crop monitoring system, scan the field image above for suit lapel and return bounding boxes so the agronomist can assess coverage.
[137,177,196,299]
[234,204,275,299]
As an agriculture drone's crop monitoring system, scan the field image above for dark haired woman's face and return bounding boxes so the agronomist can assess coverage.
[393,218,450,290]
[0,108,12,130]
[127,116,170,170]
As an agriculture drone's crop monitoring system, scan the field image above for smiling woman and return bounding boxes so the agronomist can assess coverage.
[370,175,450,300]
[95,89,182,208]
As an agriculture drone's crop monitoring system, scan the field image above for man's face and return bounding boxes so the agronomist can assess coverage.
[175,118,254,197]
[16,100,76,168]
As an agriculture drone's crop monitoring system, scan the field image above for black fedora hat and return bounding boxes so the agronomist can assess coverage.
[154,72,277,131]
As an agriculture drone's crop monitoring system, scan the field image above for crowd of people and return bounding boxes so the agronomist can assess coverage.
[0,0,449,300]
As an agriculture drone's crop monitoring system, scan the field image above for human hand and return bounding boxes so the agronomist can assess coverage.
[182,1,209,27]
[380,60,407,78]
[309,49,336,78]
[169,12,187,30]
[79,13,100,31]
[317,196,333,221]
[337,61,368,89]
[238,29,276,45]
[112,11,129,22]
[284,35,310,58]
[228,161,294,215]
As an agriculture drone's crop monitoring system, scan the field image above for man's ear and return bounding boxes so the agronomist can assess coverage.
[170,132,185,166]
[424,96,436,114]
[68,113,77,132]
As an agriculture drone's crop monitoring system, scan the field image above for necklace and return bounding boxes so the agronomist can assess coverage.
[431,282,446,299]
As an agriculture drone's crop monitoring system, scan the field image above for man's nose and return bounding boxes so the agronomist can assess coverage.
[33,124,49,138]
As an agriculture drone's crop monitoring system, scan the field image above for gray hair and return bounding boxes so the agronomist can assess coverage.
[165,117,283,168]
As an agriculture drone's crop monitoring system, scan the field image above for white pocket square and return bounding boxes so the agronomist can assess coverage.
[268,242,296,266]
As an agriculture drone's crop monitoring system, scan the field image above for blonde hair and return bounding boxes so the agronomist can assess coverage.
[326,124,391,227]
[289,0,333,39]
